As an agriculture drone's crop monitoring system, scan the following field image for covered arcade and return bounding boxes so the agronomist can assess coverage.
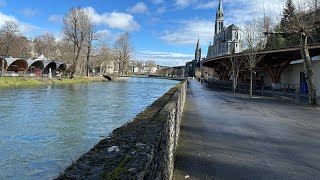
[202,44,320,84]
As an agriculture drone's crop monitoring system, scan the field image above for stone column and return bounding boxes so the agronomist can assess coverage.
[49,68,52,78]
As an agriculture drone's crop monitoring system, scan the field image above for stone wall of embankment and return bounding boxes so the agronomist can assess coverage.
[56,80,187,180]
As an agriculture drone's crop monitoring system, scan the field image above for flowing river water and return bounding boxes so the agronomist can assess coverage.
[0,77,179,179]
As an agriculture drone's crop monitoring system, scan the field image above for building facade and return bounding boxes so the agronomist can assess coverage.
[207,0,241,58]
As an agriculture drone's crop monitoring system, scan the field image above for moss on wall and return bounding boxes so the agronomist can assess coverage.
[55,80,187,180]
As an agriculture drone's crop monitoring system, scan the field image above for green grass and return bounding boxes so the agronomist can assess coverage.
[0,77,107,88]
[0,77,44,87]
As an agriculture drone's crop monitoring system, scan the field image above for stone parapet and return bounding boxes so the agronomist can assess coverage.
[56,80,187,180]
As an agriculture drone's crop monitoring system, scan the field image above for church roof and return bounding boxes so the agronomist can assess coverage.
[35,54,48,60]
[228,24,239,29]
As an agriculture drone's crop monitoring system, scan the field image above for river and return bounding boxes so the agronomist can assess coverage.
[0,77,179,179]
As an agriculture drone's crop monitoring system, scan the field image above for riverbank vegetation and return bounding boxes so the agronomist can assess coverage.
[0,77,108,87]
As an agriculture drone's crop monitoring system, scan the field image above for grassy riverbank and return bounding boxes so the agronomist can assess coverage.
[0,76,109,87]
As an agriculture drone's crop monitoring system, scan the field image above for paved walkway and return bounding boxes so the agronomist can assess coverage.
[173,80,320,180]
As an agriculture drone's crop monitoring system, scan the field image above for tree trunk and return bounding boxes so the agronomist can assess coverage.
[232,66,237,92]
[250,69,253,98]
[233,74,236,92]
[86,46,90,77]
[301,32,317,105]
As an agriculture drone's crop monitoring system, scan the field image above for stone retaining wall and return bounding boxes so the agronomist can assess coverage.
[56,80,187,180]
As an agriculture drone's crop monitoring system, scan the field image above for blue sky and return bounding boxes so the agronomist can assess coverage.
[0,0,287,66]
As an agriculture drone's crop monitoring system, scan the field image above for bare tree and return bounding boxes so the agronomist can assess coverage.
[113,32,133,75]
[97,43,115,74]
[56,39,74,64]
[266,0,318,105]
[84,20,95,76]
[229,49,243,92]
[242,15,265,98]
[308,0,320,14]
[86,28,93,76]
[11,36,31,57]
[0,20,19,56]
[33,33,58,59]
[298,1,319,105]
[63,7,91,74]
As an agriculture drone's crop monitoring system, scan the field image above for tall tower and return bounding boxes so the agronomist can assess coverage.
[195,38,200,61]
[214,0,224,35]
[195,38,201,67]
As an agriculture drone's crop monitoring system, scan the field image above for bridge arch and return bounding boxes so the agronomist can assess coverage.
[43,61,57,75]
[5,57,28,74]
[56,62,67,74]
[27,60,44,74]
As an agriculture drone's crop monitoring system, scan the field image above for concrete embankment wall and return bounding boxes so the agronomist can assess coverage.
[56,80,187,180]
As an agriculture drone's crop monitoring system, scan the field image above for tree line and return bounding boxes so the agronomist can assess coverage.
[0,7,133,76]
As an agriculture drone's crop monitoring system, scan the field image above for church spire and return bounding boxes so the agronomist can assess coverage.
[215,0,224,35]
[196,38,200,51]
[218,0,223,16]
[195,38,201,64]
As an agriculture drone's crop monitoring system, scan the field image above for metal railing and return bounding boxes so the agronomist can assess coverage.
[203,79,309,97]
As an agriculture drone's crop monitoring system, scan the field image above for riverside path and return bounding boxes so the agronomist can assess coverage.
[173,80,320,180]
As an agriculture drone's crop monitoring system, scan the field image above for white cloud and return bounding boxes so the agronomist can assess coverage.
[0,12,39,35]
[175,0,195,8]
[19,24,40,35]
[0,12,16,24]
[48,15,63,23]
[84,7,140,32]
[22,8,38,17]
[213,0,286,31]
[96,29,113,41]
[160,19,214,46]
[161,0,286,45]
[155,6,167,14]
[136,50,194,66]
[151,0,164,5]
[128,2,149,14]
[195,1,216,9]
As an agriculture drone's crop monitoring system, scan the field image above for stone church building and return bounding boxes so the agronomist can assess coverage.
[186,38,202,77]
[207,0,241,58]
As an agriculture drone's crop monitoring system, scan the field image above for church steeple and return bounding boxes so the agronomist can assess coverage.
[215,0,224,35]
[195,38,200,52]
[195,38,201,65]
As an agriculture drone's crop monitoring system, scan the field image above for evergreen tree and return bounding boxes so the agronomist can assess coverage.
[265,34,285,49]
[265,25,285,49]
[264,0,299,50]
[280,0,300,47]
[280,0,296,29]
